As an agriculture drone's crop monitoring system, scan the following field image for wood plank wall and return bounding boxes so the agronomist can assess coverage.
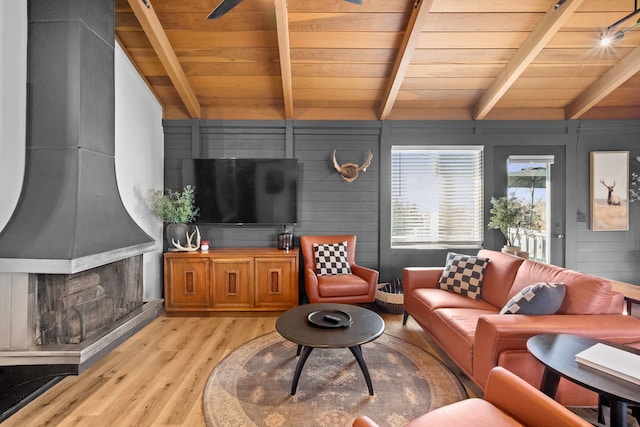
[163,119,640,293]
[575,121,640,284]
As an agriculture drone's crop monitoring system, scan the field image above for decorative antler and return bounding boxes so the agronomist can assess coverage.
[172,226,201,251]
[332,149,374,182]
[600,179,616,189]
[358,150,373,172]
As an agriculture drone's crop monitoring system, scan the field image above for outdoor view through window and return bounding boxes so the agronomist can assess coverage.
[391,146,484,248]
[507,155,554,263]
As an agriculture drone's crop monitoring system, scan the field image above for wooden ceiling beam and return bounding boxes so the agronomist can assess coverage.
[566,45,640,119]
[472,0,585,120]
[274,0,294,120]
[126,0,201,118]
[378,0,434,120]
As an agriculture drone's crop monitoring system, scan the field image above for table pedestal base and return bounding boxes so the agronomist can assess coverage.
[290,344,374,395]
[541,367,628,427]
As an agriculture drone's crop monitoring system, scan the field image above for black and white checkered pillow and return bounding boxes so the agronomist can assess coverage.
[313,242,352,276]
[438,252,489,300]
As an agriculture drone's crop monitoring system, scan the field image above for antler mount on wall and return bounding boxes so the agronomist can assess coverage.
[332,149,373,182]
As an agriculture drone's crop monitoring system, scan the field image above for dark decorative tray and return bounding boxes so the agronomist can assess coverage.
[307,310,353,328]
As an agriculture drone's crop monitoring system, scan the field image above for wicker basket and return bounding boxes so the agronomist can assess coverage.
[375,279,404,314]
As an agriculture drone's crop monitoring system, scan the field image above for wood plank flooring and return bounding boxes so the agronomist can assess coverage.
[3,305,480,427]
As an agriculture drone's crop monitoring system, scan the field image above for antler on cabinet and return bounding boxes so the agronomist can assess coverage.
[172,227,201,251]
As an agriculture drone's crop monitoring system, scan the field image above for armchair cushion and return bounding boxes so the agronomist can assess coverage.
[500,282,566,315]
[313,242,352,276]
[438,252,489,300]
[318,274,371,298]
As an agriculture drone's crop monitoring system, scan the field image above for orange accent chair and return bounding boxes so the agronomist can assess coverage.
[300,235,378,304]
[352,367,592,427]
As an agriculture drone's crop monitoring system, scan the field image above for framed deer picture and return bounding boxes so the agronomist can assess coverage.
[590,151,629,231]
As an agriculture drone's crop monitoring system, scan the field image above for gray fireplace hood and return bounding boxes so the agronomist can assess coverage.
[0,0,155,274]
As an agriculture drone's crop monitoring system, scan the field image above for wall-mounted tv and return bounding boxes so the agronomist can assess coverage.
[182,158,298,225]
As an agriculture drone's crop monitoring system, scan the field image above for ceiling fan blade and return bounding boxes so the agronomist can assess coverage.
[206,0,243,20]
[343,0,363,4]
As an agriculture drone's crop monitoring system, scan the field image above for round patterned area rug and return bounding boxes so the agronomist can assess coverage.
[203,332,467,427]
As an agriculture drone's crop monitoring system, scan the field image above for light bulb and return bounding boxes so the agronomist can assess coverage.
[600,30,625,46]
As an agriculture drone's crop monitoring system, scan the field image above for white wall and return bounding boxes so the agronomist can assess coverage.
[115,43,164,300]
[0,1,27,228]
[0,0,164,299]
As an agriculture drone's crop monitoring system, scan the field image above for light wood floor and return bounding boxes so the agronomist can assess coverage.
[3,305,481,427]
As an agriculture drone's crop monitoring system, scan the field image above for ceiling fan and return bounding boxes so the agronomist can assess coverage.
[207,0,362,20]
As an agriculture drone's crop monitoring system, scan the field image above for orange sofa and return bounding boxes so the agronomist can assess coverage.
[353,367,592,427]
[403,249,640,406]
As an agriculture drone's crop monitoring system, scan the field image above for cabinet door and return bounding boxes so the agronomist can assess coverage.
[165,258,210,310]
[254,257,298,309]
[211,258,253,309]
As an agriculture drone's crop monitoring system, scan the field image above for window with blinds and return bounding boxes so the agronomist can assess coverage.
[391,146,484,248]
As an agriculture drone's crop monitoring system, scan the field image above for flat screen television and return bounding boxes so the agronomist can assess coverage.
[182,158,299,225]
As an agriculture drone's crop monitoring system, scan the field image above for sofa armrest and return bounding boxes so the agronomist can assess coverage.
[473,313,640,388]
[484,367,591,427]
[351,264,379,286]
[402,267,443,292]
[303,266,320,301]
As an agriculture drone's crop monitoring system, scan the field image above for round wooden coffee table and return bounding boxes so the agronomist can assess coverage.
[276,303,385,395]
[527,334,640,427]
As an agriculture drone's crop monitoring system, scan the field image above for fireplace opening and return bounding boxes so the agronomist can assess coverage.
[35,256,143,346]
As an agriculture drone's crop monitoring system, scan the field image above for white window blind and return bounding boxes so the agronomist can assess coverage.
[391,146,484,247]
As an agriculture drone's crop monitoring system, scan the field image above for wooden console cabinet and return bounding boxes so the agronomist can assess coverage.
[163,248,299,315]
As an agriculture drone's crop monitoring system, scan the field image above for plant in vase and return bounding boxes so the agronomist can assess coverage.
[487,194,527,255]
[149,185,200,250]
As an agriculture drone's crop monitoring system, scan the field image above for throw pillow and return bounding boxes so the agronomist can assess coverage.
[313,242,352,276]
[500,282,566,315]
[438,252,489,300]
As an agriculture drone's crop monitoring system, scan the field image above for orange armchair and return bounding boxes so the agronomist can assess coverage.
[352,367,591,427]
[299,235,378,304]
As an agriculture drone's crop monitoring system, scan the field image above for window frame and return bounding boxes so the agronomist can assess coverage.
[390,145,485,249]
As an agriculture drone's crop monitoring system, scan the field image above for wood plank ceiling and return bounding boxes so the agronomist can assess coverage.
[115,0,640,121]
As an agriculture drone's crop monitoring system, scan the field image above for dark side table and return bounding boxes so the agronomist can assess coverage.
[276,303,385,395]
[527,334,640,427]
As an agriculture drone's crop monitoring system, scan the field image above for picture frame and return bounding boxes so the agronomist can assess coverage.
[590,151,629,231]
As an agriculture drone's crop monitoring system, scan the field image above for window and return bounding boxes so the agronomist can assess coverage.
[391,146,484,248]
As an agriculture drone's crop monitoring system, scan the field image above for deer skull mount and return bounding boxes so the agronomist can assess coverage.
[332,149,373,182]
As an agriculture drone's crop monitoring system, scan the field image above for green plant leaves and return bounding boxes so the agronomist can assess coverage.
[149,185,199,224]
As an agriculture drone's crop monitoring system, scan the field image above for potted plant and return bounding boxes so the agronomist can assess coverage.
[487,194,527,255]
[149,185,199,247]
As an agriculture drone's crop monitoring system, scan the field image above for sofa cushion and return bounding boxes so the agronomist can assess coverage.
[317,274,369,297]
[477,249,526,308]
[438,252,489,300]
[500,282,566,315]
[554,270,614,314]
[406,288,497,329]
[510,260,615,315]
[431,308,498,374]
[313,242,351,276]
